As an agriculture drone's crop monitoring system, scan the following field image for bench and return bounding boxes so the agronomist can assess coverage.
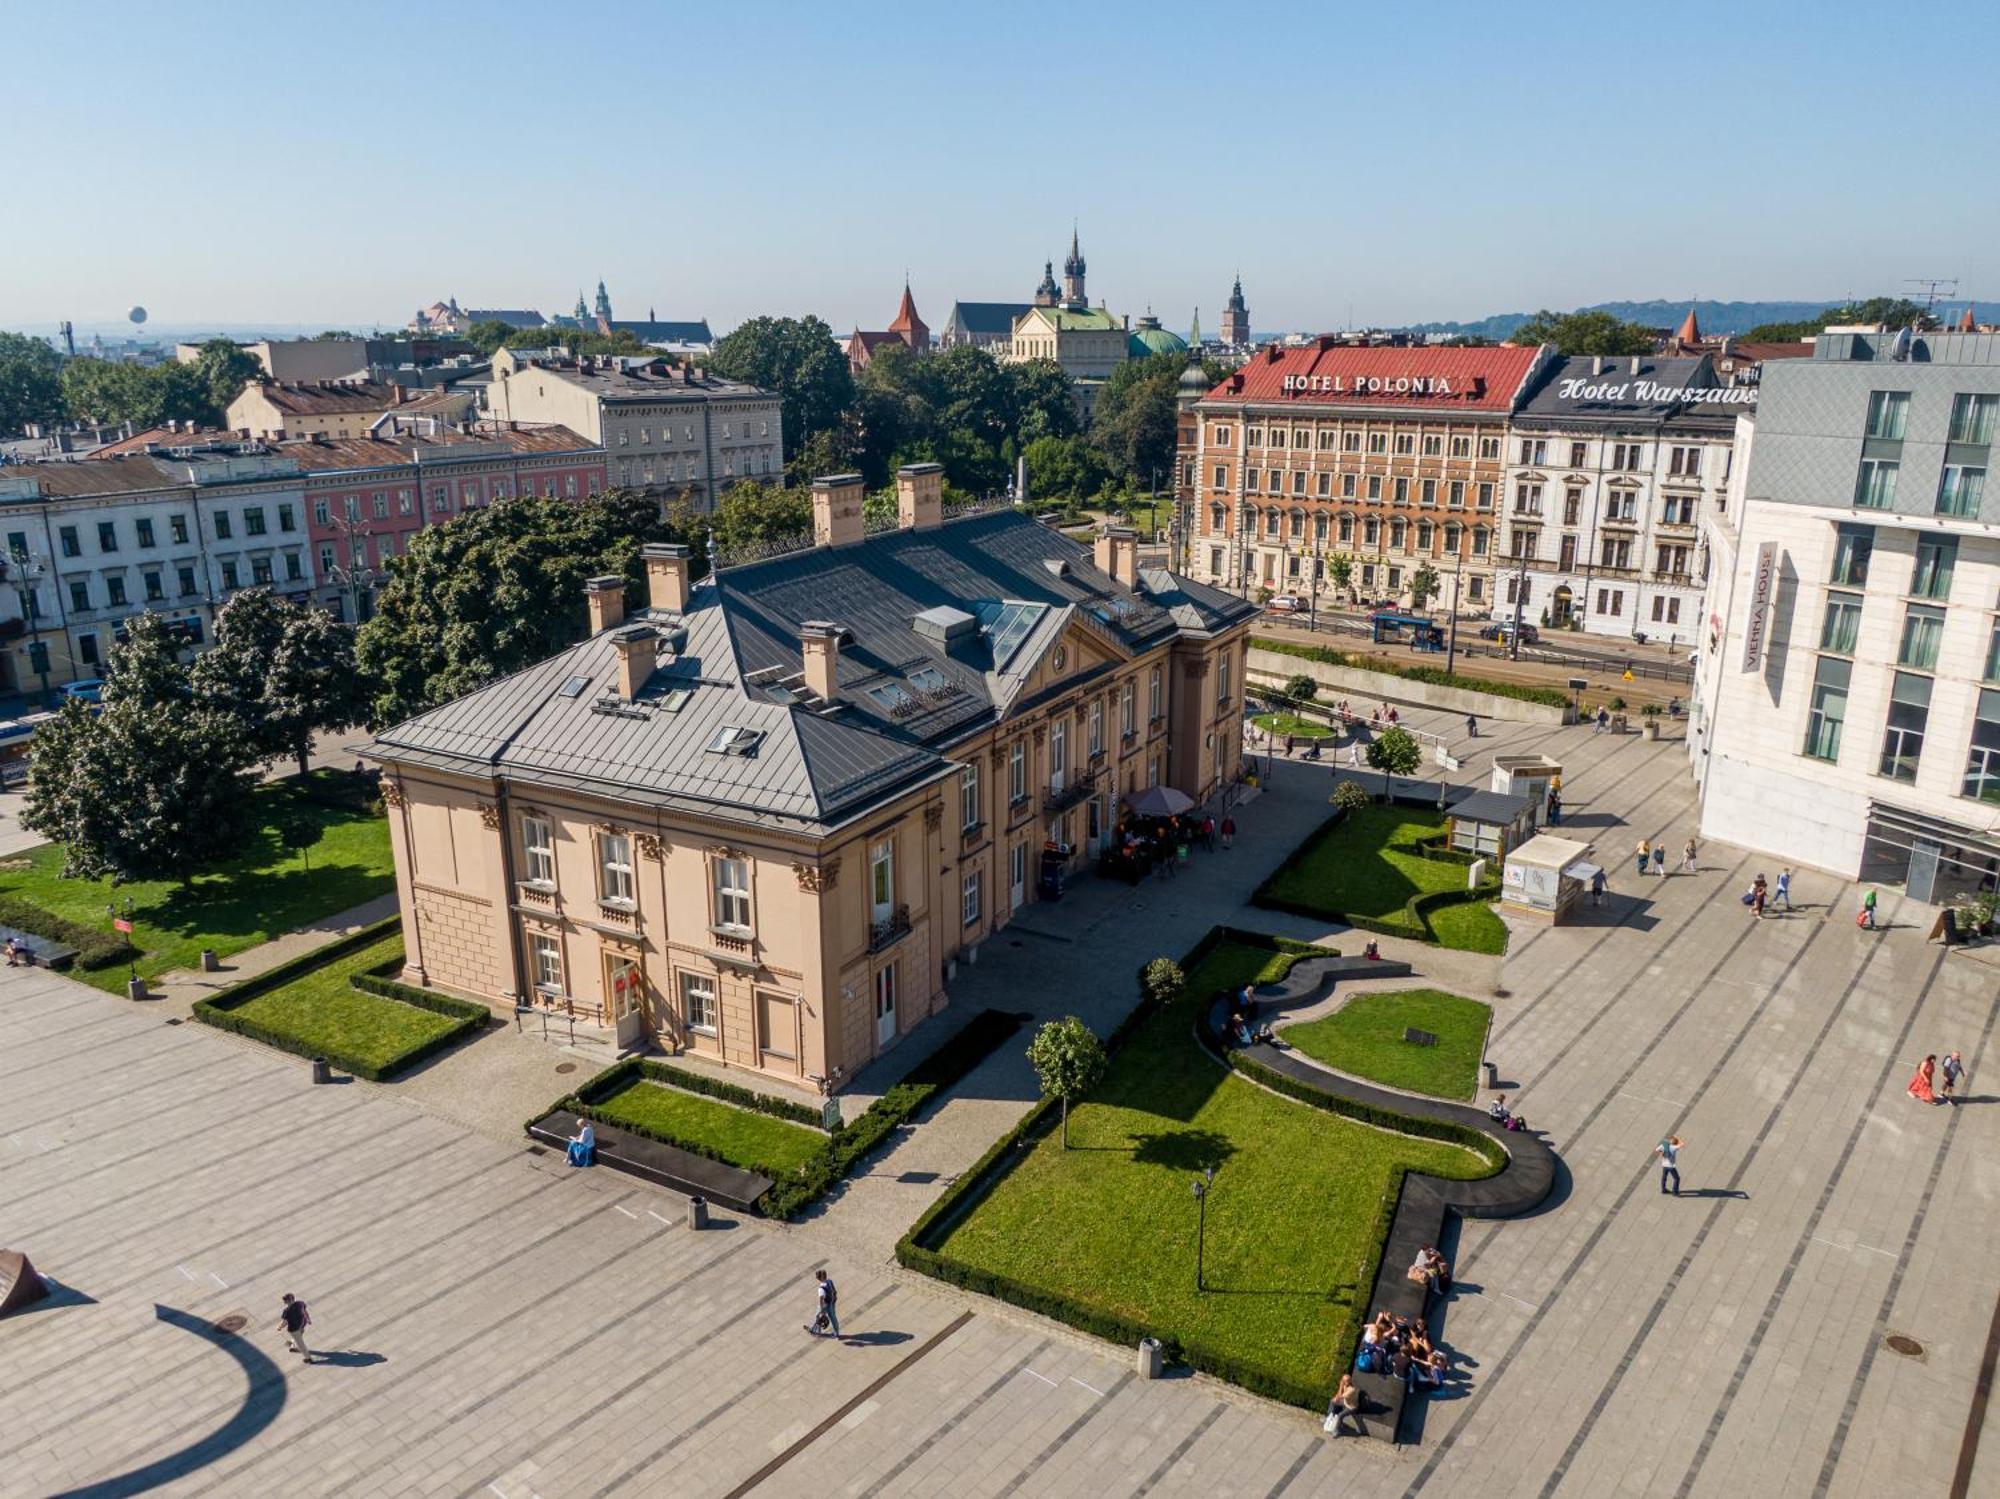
[527,1109,774,1214]
[0,925,79,971]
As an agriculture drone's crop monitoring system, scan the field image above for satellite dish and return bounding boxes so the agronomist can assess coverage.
[128,306,148,325]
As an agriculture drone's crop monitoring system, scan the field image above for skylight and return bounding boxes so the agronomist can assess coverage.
[908,666,946,692]
[658,686,692,713]
[704,725,764,757]
[972,599,1048,669]
[867,682,914,710]
[557,674,591,699]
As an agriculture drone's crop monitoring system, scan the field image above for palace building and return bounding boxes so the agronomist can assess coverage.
[1180,340,1551,613]
[365,470,1256,1091]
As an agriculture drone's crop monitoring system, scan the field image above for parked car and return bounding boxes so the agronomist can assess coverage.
[1477,622,1540,645]
[1265,594,1305,614]
[58,678,104,704]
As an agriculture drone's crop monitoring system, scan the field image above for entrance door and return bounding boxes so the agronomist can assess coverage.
[1906,838,1943,904]
[874,963,897,1047]
[604,953,643,1044]
[1010,842,1026,910]
[1086,796,1103,858]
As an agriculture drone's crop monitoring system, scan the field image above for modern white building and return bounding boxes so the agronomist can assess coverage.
[1692,329,2000,900]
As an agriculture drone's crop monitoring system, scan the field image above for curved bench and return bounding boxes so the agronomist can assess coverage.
[1200,951,1559,1441]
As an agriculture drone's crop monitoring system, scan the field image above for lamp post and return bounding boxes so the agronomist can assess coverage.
[1508,547,1531,660]
[1444,551,1466,677]
[9,552,50,699]
[327,559,378,624]
[1191,1165,1216,1291]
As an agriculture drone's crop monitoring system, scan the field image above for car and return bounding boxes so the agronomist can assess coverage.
[1477,622,1540,645]
[1264,594,1305,614]
[58,678,104,704]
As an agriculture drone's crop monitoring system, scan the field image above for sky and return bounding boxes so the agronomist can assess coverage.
[6,0,1998,337]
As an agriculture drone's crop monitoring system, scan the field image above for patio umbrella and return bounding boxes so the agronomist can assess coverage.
[1124,785,1195,818]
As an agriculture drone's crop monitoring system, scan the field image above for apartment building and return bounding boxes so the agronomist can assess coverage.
[226,380,475,441]
[365,468,1255,1089]
[1494,354,1751,644]
[1692,330,2000,898]
[484,350,782,510]
[1182,340,1551,613]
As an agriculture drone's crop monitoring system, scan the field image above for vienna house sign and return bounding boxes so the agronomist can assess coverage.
[1281,374,1461,396]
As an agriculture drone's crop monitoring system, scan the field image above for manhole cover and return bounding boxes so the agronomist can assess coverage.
[211,1313,249,1336]
[163,1017,183,1026]
[1886,1334,1924,1357]
[555,1062,578,1075]
[526,1144,549,1156]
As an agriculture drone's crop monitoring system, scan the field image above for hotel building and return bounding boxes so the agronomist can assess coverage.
[1692,329,2000,899]
[364,470,1256,1090]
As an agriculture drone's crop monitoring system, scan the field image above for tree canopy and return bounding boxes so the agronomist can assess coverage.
[708,315,855,463]
[0,331,65,437]
[194,589,369,775]
[1508,309,1657,355]
[707,479,813,554]
[1026,1014,1107,1148]
[1743,297,1937,342]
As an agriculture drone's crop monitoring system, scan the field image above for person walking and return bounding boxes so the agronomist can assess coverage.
[1860,887,1879,930]
[1655,1135,1683,1196]
[1774,867,1793,912]
[1907,1054,1939,1106]
[1589,866,1607,907]
[1651,843,1667,878]
[1595,706,1610,734]
[1940,1050,1965,1104]
[1547,789,1562,826]
[1220,815,1235,851]
[278,1293,314,1363]
[1750,874,1768,920]
[1465,714,1478,739]
[805,1269,840,1337]
[1200,814,1216,852]
[1636,839,1652,878]
[1680,837,1698,874]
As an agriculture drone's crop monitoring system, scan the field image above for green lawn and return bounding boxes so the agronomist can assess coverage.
[1250,712,1333,740]
[1280,988,1491,1100]
[591,1078,826,1177]
[0,774,395,991]
[1259,803,1509,954]
[219,934,459,1073]
[934,939,1489,1395]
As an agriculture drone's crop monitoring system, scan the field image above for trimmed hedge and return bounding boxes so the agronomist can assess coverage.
[544,1006,1025,1219]
[0,892,139,970]
[1253,634,1572,708]
[193,917,493,1082]
[1254,810,1501,947]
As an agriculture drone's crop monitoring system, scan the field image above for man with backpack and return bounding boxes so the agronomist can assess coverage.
[805,1268,840,1339]
[278,1292,314,1363]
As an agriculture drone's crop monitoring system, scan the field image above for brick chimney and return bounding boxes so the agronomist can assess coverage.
[896,462,944,530]
[612,624,657,699]
[800,620,842,701]
[1093,526,1139,589]
[642,542,691,612]
[584,574,626,632]
[811,474,865,548]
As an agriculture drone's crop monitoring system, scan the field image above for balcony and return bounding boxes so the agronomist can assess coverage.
[1651,569,1695,585]
[517,883,557,910]
[868,904,912,954]
[1043,768,1098,815]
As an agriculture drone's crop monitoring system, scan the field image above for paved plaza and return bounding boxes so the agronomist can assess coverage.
[2,711,1997,1497]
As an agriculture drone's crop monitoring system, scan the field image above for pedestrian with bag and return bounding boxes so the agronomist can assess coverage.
[805,1269,840,1338]
[1859,888,1878,930]
[278,1293,315,1363]
[1655,1135,1683,1196]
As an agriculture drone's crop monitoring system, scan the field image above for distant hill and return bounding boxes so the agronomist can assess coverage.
[1404,299,1839,341]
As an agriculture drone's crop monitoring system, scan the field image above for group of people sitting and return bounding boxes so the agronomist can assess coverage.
[1101,813,1224,885]
[1355,1306,1450,1391]
[1226,983,1277,1048]
[3,935,30,967]
[1488,1093,1529,1132]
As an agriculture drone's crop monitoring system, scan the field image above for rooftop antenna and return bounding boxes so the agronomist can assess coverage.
[1905,278,1957,318]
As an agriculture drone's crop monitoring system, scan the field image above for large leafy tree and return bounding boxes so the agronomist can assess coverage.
[192,588,294,761]
[194,589,368,774]
[1744,297,1937,342]
[1089,352,1185,486]
[708,315,854,461]
[22,614,256,886]
[355,490,688,726]
[0,331,63,437]
[186,338,263,420]
[1365,724,1424,800]
[57,357,220,429]
[709,480,812,553]
[1508,309,1656,355]
[1021,434,1107,505]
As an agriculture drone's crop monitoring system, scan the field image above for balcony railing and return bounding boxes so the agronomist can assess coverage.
[868,904,912,954]
[1043,768,1097,815]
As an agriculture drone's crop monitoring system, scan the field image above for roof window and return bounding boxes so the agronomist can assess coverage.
[557,674,591,699]
[704,725,764,757]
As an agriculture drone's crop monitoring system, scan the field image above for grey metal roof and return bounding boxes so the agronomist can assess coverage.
[1135,567,1262,635]
[1449,790,1532,825]
[947,301,1032,336]
[371,510,1253,830]
[1515,355,1742,427]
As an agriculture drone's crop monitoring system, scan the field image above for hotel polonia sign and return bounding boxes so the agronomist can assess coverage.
[1280,374,1463,397]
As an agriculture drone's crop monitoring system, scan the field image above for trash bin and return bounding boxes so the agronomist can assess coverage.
[1137,1336,1162,1380]
[310,1057,331,1085]
[200,948,219,973]
[126,977,147,1002]
[688,1195,709,1230]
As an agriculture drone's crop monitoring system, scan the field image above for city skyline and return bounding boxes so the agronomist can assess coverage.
[7,0,1998,335]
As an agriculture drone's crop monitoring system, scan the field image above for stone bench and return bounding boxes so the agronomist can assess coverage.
[528,1109,774,1214]
[0,925,79,971]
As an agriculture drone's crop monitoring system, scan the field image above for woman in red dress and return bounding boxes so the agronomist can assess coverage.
[1907,1054,1938,1105]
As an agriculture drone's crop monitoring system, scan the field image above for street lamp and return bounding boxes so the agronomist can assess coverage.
[1444,551,1466,677]
[1191,1165,1216,1291]
[8,552,51,699]
[326,558,378,624]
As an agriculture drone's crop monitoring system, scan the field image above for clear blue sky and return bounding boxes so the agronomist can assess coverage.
[8,0,1997,335]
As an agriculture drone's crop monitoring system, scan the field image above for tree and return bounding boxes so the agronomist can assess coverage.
[1021,434,1107,505]
[1006,359,1080,445]
[1088,352,1184,487]
[1746,297,1936,342]
[1283,673,1317,704]
[1141,957,1185,1007]
[709,480,813,554]
[708,315,854,461]
[1332,779,1370,814]
[1325,553,1354,601]
[1408,564,1440,611]
[267,606,371,776]
[1508,309,1656,355]
[0,330,63,437]
[187,338,262,419]
[57,357,220,430]
[21,615,256,887]
[1026,1015,1107,1149]
[192,588,294,763]
[355,490,688,726]
[1365,724,1423,800]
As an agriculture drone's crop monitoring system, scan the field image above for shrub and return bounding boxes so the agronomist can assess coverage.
[1140,956,1185,1007]
[0,893,139,970]
[1282,673,1317,704]
[1331,781,1371,813]
[1251,635,1570,708]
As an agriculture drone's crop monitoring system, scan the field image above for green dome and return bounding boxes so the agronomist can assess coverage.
[1128,315,1188,359]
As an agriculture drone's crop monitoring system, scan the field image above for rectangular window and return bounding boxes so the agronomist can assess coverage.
[143,571,163,602]
[1088,699,1103,756]
[1009,739,1026,801]
[1865,390,1910,440]
[1120,681,1136,737]
[1569,441,1588,468]
[599,831,633,904]
[285,552,302,582]
[106,575,127,606]
[96,521,117,552]
[277,504,295,532]
[532,934,562,994]
[1422,434,1443,457]
[1898,605,1945,670]
[177,565,196,596]
[1368,431,1387,454]
[1964,688,2000,803]
[170,515,189,545]
[681,972,717,1033]
[1218,652,1231,703]
[1911,536,1957,600]
[213,512,233,540]
[1820,592,1863,654]
[713,857,751,931]
[962,870,983,926]
[1988,621,2000,683]
[1878,671,1932,782]
[251,556,273,585]
[314,499,330,526]
[221,561,239,591]
[245,507,267,536]
[961,762,980,830]
[1803,656,1850,762]
[1949,392,1998,445]
[869,839,895,925]
[1853,458,1899,508]
[1366,475,1382,501]
[522,815,554,885]
[1148,666,1162,722]
[1394,433,1415,456]
[59,526,79,558]
[134,518,155,548]
[1212,465,1226,489]
[68,578,89,611]
[1049,718,1068,787]
[1477,482,1495,510]
[1831,523,1873,586]
[1937,465,1985,518]
[1245,468,1261,493]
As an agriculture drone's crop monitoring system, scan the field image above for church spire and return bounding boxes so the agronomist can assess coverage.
[1062,225,1086,307]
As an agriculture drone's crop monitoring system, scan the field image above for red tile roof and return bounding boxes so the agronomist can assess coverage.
[1204,341,1545,412]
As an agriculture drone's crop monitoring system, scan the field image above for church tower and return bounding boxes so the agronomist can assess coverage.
[1034,259,1060,308]
[594,279,613,323]
[1221,275,1249,348]
[1062,227,1087,308]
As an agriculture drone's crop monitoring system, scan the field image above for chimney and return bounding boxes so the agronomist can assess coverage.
[1093,526,1139,589]
[612,624,657,699]
[896,462,944,530]
[642,542,692,612]
[811,473,865,548]
[584,574,626,632]
[1629,356,1642,375]
[800,621,842,701]
[1591,356,1606,377]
